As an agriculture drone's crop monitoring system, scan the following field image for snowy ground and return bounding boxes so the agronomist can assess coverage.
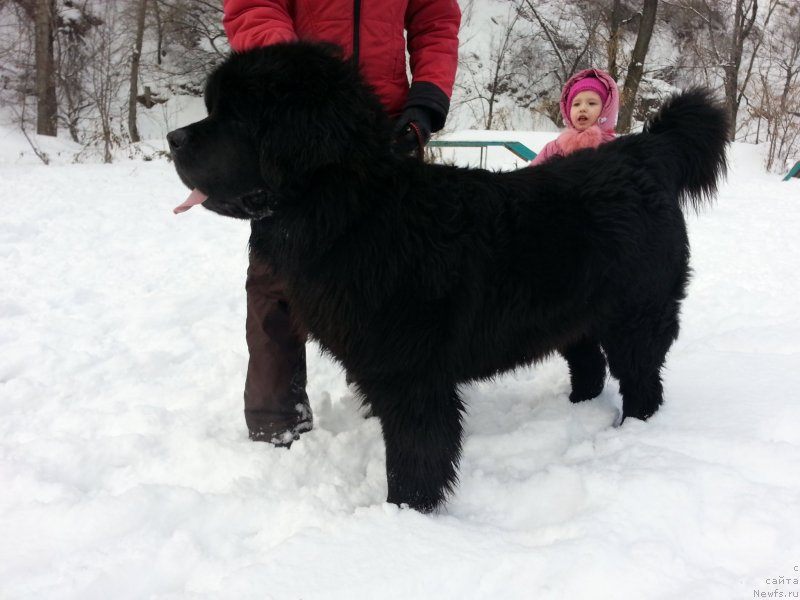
[1,133,799,599]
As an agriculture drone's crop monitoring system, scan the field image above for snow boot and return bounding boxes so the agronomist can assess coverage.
[244,255,313,447]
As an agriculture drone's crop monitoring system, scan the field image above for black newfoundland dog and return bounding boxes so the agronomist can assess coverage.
[169,42,728,512]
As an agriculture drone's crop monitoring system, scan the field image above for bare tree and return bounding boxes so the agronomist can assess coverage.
[0,1,34,109]
[83,4,128,163]
[34,0,57,135]
[664,0,761,140]
[151,0,164,65]
[128,0,148,142]
[19,84,51,164]
[754,4,800,172]
[734,0,781,140]
[55,1,102,143]
[607,0,624,80]
[517,0,603,125]
[453,6,521,128]
[454,2,560,129]
[151,0,226,79]
[521,0,602,84]
[484,11,521,128]
[617,0,659,133]
[11,0,58,135]
[723,0,758,140]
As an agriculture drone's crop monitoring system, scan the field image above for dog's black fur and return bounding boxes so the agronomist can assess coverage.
[169,42,728,512]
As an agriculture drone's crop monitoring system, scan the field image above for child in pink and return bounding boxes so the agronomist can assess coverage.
[530,69,619,166]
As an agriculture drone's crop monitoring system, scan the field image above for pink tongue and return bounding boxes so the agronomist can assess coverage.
[173,189,208,214]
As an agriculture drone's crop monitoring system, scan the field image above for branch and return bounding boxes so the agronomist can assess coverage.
[522,0,567,78]
[19,99,50,165]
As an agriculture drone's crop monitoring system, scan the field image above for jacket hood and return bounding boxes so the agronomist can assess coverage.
[560,69,619,134]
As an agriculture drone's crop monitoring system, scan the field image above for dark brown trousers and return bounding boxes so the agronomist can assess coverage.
[244,254,312,444]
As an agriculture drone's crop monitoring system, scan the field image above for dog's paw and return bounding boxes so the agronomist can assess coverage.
[621,402,660,422]
[568,384,605,404]
[569,390,591,404]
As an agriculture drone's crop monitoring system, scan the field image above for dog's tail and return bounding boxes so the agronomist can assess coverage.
[643,88,729,210]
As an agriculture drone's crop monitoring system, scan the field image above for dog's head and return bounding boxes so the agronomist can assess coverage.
[169,42,392,218]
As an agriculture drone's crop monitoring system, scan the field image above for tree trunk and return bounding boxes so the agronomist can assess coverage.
[607,0,623,81]
[34,0,57,136]
[723,0,757,141]
[616,0,658,133]
[128,0,148,143]
[153,0,163,66]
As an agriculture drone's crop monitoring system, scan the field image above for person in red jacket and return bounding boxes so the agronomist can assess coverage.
[222,0,462,447]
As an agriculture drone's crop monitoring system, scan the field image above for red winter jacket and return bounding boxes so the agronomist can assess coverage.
[222,0,461,131]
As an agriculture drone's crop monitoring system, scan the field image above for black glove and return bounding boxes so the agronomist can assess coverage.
[392,106,433,155]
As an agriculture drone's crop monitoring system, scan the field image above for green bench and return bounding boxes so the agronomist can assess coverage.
[783,161,800,181]
[428,140,537,168]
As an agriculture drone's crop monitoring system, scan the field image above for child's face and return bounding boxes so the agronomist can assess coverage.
[570,91,603,131]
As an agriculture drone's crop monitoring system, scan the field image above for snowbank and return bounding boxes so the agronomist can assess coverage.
[1,131,799,599]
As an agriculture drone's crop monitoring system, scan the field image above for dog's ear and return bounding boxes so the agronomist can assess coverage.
[259,102,354,184]
[255,42,389,184]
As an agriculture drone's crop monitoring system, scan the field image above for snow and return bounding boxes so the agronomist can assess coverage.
[1,128,800,599]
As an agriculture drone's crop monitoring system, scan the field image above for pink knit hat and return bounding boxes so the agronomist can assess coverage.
[567,76,609,110]
[560,69,619,132]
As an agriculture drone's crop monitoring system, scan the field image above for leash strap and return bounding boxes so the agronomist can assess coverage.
[408,121,425,162]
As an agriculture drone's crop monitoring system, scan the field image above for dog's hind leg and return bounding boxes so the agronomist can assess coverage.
[560,337,607,403]
[366,379,465,513]
[601,302,681,422]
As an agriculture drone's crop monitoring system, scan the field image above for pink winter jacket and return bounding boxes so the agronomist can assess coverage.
[530,69,619,166]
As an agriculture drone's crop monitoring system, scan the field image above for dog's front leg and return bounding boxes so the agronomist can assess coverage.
[366,379,465,512]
